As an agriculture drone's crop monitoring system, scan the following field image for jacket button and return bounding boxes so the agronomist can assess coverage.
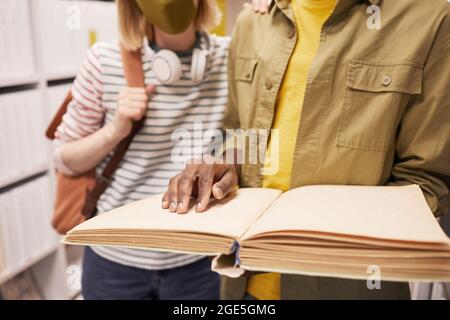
[382,75,392,86]
[265,80,272,91]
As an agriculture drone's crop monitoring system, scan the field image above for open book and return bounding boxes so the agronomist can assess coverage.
[63,185,450,282]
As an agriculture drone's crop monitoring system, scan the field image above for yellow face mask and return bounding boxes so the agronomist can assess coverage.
[136,0,198,35]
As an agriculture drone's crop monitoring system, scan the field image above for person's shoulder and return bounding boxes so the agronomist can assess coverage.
[233,5,259,34]
[421,0,449,13]
[380,0,449,46]
[435,0,450,29]
[417,0,448,15]
[229,5,272,52]
[408,0,450,42]
[384,0,449,21]
[87,40,123,65]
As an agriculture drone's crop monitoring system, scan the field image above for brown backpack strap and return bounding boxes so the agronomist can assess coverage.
[81,44,147,218]
[46,91,73,140]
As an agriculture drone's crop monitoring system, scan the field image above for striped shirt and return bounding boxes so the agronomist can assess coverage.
[54,33,230,270]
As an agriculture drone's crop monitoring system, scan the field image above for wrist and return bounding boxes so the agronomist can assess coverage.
[103,123,125,145]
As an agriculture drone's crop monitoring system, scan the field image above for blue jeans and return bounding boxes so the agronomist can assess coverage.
[82,247,220,300]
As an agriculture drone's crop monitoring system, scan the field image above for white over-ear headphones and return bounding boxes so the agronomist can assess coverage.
[150,34,209,84]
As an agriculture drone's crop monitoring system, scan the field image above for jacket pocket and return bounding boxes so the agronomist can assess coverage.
[337,60,423,152]
[234,57,260,128]
[235,57,259,82]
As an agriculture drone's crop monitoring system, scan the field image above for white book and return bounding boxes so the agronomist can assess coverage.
[38,0,57,77]
[75,1,89,69]
[2,191,18,271]
[18,183,32,261]
[0,0,6,80]
[0,192,10,273]
[2,0,13,79]
[10,186,27,270]
[18,0,35,78]
[18,92,30,173]
[15,92,30,173]
[39,176,59,249]
[7,0,34,79]
[57,1,70,75]
[8,0,20,76]
[2,94,19,181]
[31,177,49,250]
[26,181,41,259]
[28,90,48,167]
[0,99,7,179]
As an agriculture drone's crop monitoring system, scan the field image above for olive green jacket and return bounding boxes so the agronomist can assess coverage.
[222,0,450,299]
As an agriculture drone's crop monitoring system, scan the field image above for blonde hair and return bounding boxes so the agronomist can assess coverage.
[117,0,222,51]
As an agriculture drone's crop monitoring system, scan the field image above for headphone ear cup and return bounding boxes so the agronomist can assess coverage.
[191,48,208,83]
[151,49,182,84]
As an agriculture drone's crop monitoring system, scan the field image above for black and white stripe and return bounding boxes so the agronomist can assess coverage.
[88,35,230,270]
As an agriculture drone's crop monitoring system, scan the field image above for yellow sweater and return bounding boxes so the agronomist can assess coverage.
[247,0,336,300]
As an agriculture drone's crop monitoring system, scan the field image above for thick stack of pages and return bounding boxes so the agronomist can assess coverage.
[64,185,450,282]
[63,188,276,256]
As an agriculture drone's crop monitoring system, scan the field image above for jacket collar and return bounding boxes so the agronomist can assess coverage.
[272,0,381,29]
[272,0,381,13]
[272,0,380,6]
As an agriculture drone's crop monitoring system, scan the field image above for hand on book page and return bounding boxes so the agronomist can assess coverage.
[162,154,240,214]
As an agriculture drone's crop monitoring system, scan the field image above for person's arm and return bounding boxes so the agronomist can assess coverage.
[59,86,153,175]
[388,12,450,217]
[54,46,153,175]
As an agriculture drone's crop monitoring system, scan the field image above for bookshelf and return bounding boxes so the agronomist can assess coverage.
[0,243,59,286]
[0,77,40,89]
[0,0,117,299]
[0,164,48,190]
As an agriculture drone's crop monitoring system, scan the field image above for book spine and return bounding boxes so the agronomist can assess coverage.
[231,240,241,267]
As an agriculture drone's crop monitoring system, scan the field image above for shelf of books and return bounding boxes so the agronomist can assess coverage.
[0,0,117,299]
[0,176,59,284]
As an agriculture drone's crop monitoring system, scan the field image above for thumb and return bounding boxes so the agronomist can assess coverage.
[146,84,155,95]
[212,170,238,200]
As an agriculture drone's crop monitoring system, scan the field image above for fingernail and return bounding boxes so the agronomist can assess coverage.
[169,201,177,211]
[196,201,204,211]
[162,200,167,207]
[177,202,184,210]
